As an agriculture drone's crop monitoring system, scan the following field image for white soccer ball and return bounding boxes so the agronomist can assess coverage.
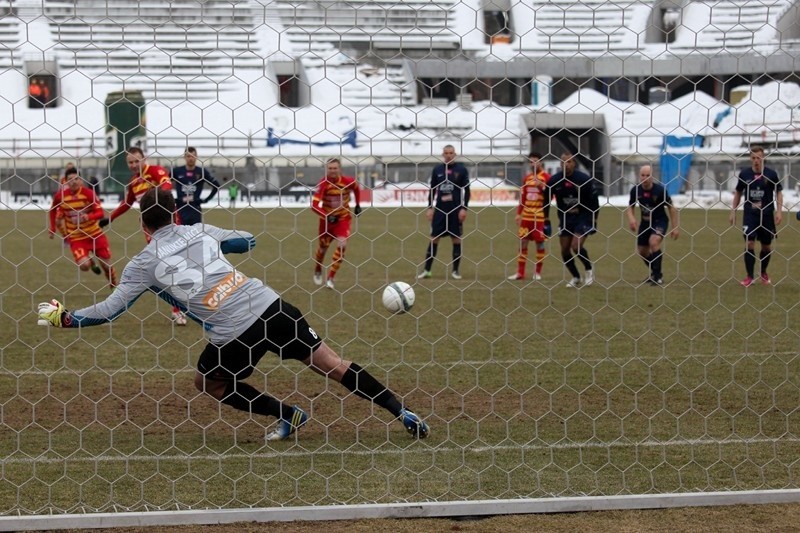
[382,282,415,314]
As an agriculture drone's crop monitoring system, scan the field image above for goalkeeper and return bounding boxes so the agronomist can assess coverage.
[38,187,428,442]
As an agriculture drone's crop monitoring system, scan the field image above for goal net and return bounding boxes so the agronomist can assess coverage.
[2,0,800,527]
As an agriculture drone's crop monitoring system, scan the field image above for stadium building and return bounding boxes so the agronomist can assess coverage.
[1,0,799,200]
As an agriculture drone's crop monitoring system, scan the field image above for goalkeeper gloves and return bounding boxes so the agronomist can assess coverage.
[98,217,110,228]
[37,299,71,327]
[354,205,362,216]
[326,214,339,224]
[543,220,552,237]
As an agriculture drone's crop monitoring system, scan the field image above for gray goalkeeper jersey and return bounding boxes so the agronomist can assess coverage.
[70,224,279,344]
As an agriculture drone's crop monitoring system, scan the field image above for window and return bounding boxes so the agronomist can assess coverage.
[28,74,58,108]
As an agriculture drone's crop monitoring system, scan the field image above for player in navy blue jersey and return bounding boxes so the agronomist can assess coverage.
[171,147,220,226]
[729,146,783,286]
[418,145,471,280]
[544,151,600,288]
[625,164,680,285]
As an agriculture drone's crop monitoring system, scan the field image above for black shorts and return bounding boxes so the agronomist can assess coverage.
[431,210,462,238]
[197,299,323,381]
[637,219,668,247]
[743,214,776,245]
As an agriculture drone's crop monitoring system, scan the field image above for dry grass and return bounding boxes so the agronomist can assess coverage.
[1,205,800,523]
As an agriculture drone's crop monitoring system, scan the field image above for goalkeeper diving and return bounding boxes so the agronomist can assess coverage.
[38,187,429,441]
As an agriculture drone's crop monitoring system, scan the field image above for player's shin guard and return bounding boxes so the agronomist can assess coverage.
[578,247,592,271]
[744,249,756,278]
[424,242,438,272]
[220,381,291,420]
[759,249,771,274]
[452,243,462,273]
[562,251,580,279]
[340,362,403,417]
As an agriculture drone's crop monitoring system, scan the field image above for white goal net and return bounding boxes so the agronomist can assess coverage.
[2,0,800,528]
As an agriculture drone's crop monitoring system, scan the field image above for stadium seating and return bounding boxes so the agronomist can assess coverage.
[670,0,788,51]
[0,1,21,69]
[44,0,264,101]
[512,0,656,55]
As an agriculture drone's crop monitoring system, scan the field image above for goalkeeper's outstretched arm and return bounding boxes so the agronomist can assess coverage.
[37,262,149,327]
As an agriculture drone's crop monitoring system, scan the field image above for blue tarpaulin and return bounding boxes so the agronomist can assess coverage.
[267,128,358,148]
[659,135,704,196]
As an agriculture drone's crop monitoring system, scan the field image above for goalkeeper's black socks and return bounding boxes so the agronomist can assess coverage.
[340,363,403,417]
[220,381,291,420]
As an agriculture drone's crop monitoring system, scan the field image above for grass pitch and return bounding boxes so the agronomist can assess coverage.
[1,205,800,514]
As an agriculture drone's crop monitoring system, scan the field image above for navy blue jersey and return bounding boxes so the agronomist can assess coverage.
[428,162,470,211]
[735,166,782,215]
[629,182,672,223]
[546,169,600,219]
[171,165,220,210]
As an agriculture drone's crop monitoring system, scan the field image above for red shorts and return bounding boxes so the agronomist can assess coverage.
[518,220,546,243]
[318,218,351,240]
[69,234,111,263]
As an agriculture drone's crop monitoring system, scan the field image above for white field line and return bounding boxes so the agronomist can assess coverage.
[2,435,799,466]
[1,351,797,377]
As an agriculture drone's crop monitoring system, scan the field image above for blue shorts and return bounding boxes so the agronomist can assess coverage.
[743,213,776,244]
[178,206,203,226]
[559,213,594,238]
[637,219,668,247]
[431,211,462,238]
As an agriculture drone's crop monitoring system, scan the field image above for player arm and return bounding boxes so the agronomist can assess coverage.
[203,170,221,204]
[58,263,149,327]
[48,191,62,233]
[669,204,680,229]
[84,192,105,221]
[203,225,256,254]
[462,180,471,209]
[109,187,135,222]
[625,188,637,228]
[729,189,742,225]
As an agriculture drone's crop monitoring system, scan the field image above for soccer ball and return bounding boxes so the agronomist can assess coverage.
[382,282,415,314]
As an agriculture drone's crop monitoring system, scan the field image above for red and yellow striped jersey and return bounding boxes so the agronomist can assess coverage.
[311,175,360,220]
[49,186,105,241]
[110,165,172,222]
[517,171,550,222]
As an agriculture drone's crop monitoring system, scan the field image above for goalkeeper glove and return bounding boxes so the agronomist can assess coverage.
[37,299,70,327]
[98,217,110,228]
[543,220,552,237]
[354,205,362,216]
[326,214,339,224]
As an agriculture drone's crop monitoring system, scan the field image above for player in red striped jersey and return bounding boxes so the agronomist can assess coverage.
[100,147,172,230]
[311,158,362,290]
[49,167,117,287]
[99,147,185,323]
[509,152,551,281]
